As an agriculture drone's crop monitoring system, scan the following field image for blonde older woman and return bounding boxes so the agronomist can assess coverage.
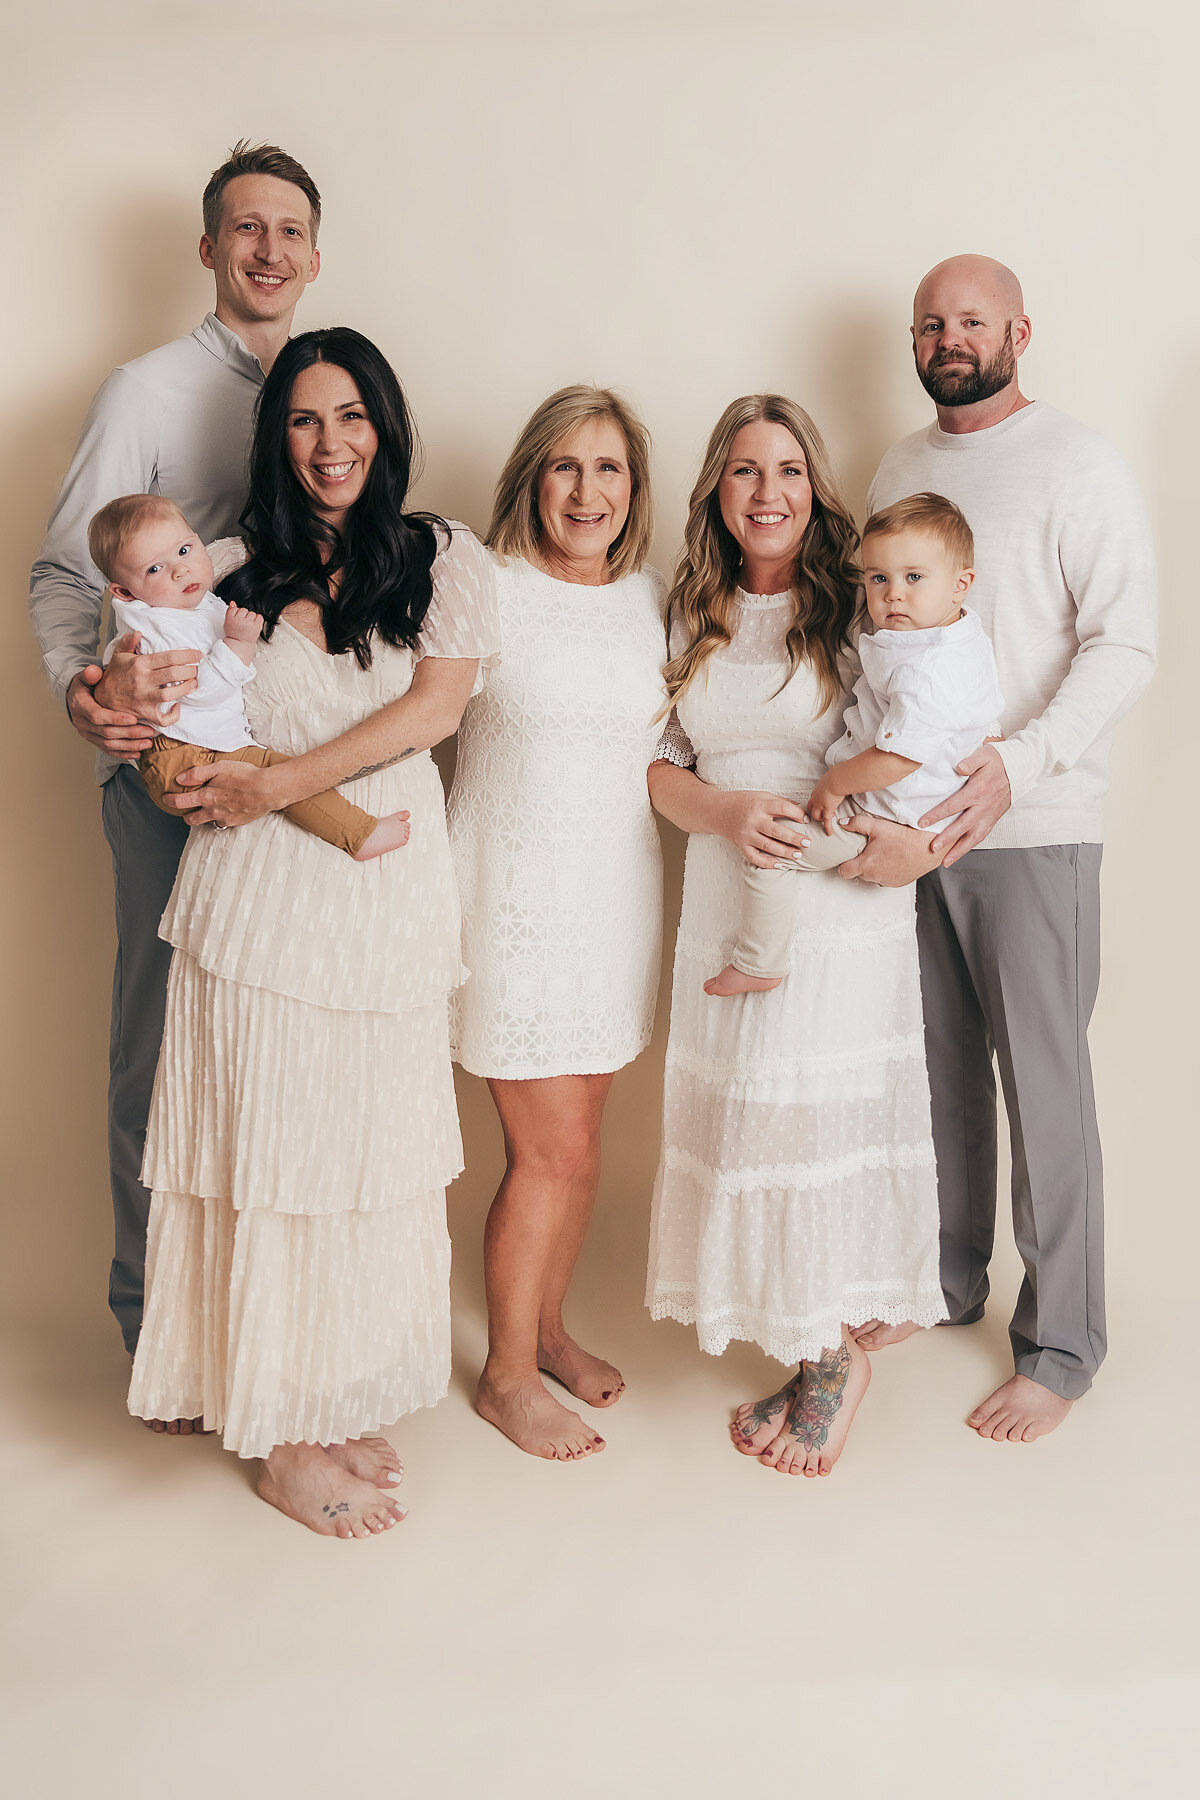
[645,396,945,1477]
[448,386,665,1461]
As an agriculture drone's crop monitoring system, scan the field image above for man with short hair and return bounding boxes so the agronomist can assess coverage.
[29,142,321,1410]
[845,253,1156,1440]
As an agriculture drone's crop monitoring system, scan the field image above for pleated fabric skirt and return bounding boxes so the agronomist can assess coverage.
[128,955,458,1458]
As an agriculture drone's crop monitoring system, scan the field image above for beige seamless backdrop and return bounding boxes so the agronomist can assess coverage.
[2,3,1196,1797]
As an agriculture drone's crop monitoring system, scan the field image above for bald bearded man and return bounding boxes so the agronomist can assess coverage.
[845,255,1156,1440]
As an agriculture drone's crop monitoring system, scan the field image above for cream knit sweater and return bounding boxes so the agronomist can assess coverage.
[868,402,1156,847]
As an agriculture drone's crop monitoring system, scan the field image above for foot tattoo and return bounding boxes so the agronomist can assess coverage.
[786,1346,851,1452]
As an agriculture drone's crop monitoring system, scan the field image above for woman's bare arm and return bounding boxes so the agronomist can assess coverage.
[167,656,479,827]
[648,761,813,870]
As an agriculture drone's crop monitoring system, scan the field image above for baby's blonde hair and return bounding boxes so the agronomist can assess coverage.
[87,494,190,584]
[862,492,974,568]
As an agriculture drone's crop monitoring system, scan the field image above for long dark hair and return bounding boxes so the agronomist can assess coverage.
[218,327,447,667]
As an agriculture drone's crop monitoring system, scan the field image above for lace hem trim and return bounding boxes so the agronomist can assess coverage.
[674,919,912,964]
[647,1283,949,1364]
[666,1032,928,1086]
[661,1140,936,1196]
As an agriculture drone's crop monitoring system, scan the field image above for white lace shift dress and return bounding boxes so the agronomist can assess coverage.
[645,590,947,1364]
[448,555,667,1078]
[127,526,500,1458]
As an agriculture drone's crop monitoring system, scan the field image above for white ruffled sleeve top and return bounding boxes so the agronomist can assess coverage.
[448,553,668,1078]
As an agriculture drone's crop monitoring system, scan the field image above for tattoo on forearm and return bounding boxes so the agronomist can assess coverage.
[786,1345,852,1450]
[344,748,418,782]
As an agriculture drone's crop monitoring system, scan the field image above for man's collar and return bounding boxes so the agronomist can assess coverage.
[193,312,265,381]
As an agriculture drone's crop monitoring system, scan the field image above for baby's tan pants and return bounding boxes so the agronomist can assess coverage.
[732,800,864,979]
[140,736,378,858]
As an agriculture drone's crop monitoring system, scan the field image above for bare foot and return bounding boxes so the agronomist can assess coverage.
[538,1330,624,1407]
[476,1371,605,1461]
[730,1370,804,1456]
[968,1373,1073,1443]
[325,1436,404,1488]
[704,964,783,997]
[851,1319,923,1350]
[353,810,411,862]
[256,1441,407,1537]
[131,1358,212,1434]
[760,1334,871,1476]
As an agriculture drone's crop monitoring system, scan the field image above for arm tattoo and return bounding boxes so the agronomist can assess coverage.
[344,748,418,782]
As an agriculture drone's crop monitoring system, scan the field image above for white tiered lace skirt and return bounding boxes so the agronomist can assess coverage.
[646,835,947,1364]
[128,958,459,1458]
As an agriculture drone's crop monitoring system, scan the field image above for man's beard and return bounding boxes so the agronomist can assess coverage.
[917,325,1017,407]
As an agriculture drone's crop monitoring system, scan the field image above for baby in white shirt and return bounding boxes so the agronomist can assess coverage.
[707,492,1003,996]
[90,494,410,860]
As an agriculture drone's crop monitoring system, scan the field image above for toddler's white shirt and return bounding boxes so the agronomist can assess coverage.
[826,607,1003,831]
[106,591,255,751]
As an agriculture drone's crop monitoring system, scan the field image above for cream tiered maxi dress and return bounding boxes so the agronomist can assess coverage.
[128,527,500,1458]
[646,591,947,1364]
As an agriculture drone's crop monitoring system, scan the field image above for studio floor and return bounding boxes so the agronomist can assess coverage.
[2,1057,1195,1800]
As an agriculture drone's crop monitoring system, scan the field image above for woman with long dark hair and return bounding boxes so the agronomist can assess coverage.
[127,329,499,1537]
[645,396,945,1477]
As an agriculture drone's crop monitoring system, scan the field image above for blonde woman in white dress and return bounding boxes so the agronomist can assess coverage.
[449,387,665,1462]
[127,330,500,1536]
[646,396,946,1477]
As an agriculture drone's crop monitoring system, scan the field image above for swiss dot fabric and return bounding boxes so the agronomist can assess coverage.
[448,555,667,1078]
[128,526,501,1457]
[645,591,947,1363]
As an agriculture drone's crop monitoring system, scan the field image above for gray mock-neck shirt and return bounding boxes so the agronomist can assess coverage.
[29,312,264,779]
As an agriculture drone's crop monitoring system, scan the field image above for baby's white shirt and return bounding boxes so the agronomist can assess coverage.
[826,607,1003,830]
[106,591,256,751]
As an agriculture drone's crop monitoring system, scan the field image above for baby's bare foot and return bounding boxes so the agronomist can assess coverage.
[704,964,783,998]
[968,1374,1073,1443]
[257,1442,407,1538]
[538,1330,624,1407]
[761,1335,871,1477]
[353,811,411,861]
[325,1435,404,1488]
[731,1370,804,1456]
[476,1371,605,1461]
[851,1319,923,1350]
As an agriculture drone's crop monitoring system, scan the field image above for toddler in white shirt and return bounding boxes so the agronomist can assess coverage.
[90,494,410,860]
[707,492,1003,995]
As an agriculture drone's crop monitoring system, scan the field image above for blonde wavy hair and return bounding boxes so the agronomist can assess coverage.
[663,395,860,715]
[487,385,653,581]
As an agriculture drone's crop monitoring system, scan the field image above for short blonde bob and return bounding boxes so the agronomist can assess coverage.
[663,394,860,717]
[487,385,654,581]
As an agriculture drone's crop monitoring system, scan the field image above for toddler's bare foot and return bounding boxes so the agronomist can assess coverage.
[476,1370,605,1461]
[730,1370,804,1456]
[760,1334,871,1477]
[257,1442,407,1538]
[704,964,783,997]
[538,1329,624,1407]
[968,1374,1073,1443]
[325,1435,404,1488]
[851,1319,923,1350]
[353,810,411,861]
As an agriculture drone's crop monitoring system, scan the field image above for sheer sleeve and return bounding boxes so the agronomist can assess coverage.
[651,707,697,769]
[416,524,501,665]
[208,537,248,582]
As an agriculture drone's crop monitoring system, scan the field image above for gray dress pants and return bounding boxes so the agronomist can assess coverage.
[101,766,188,1353]
[915,845,1104,1400]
